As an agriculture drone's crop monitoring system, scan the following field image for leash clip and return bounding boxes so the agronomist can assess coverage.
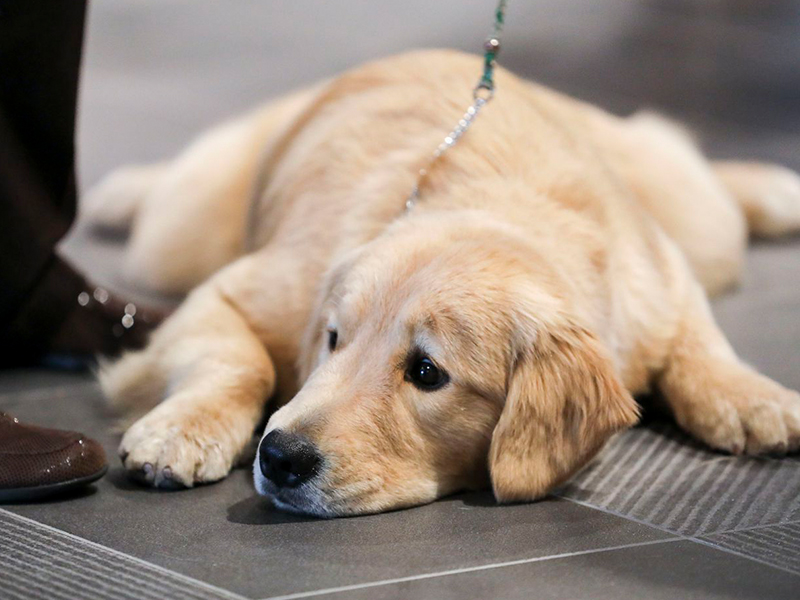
[473,82,495,102]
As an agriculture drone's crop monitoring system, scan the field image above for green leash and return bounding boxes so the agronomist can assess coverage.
[406,0,509,211]
[478,0,507,96]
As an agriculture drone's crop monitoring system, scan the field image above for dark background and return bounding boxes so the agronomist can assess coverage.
[73,0,800,184]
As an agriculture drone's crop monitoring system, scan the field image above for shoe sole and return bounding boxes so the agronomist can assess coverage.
[0,465,108,503]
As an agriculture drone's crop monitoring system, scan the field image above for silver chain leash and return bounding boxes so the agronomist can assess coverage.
[405,0,508,211]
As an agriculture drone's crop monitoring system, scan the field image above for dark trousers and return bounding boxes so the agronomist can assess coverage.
[0,0,88,361]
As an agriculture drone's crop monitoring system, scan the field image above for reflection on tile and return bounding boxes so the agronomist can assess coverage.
[0,369,95,399]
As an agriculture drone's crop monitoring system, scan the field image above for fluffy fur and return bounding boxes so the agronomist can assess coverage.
[89,50,800,516]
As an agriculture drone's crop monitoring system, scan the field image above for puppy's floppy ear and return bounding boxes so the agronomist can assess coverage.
[489,324,639,502]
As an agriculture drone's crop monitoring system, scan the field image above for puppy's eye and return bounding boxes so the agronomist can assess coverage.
[406,356,448,391]
[327,329,338,352]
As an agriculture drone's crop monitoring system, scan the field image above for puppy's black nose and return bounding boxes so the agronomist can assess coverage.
[258,429,321,488]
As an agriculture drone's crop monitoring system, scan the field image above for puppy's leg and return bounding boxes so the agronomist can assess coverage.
[103,249,307,488]
[657,282,800,455]
[110,286,274,488]
[121,117,265,296]
[80,163,168,233]
[713,161,800,238]
[598,112,748,296]
[121,88,319,296]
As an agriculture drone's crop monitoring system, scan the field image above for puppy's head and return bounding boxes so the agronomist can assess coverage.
[254,213,638,516]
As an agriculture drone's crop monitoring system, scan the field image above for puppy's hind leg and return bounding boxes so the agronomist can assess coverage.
[713,161,800,238]
[657,282,800,455]
[81,163,168,233]
[119,87,321,297]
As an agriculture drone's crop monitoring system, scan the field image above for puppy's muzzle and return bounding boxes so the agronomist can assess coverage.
[258,429,321,488]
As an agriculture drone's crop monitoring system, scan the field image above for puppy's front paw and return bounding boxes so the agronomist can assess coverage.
[119,400,238,488]
[676,372,800,456]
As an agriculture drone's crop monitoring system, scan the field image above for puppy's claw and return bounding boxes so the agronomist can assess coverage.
[118,406,237,489]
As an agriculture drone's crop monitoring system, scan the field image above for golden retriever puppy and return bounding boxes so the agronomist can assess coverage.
[88,50,800,517]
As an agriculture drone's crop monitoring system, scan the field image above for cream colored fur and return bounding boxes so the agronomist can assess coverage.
[90,50,800,516]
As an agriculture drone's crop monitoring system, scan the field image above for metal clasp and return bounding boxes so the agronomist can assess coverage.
[473,83,495,102]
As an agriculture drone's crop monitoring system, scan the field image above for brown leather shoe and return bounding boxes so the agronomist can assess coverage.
[0,412,107,502]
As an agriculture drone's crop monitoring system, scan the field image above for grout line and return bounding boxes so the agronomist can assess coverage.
[715,529,800,557]
[701,518,800,537]
[1,523,205,598]
[687,536,800,577]
[258,538,682,600]
[0,509,249,600]
[556,495,800,578]
[555,495,683,539]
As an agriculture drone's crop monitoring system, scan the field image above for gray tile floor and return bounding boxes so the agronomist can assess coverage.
[2,1,800,598]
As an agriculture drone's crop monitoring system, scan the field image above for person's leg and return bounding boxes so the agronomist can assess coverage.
[0,0,88,363]
[0,0,162,366]
[0,1,143,501]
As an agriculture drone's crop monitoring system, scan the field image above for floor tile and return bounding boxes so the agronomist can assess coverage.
[0,510,244,600]
[305,540,800,600]
[0,370,95,399]
[559,422,800,536]
[711,237,800,387]
[700,522,800,575]
[1,377,672,599]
